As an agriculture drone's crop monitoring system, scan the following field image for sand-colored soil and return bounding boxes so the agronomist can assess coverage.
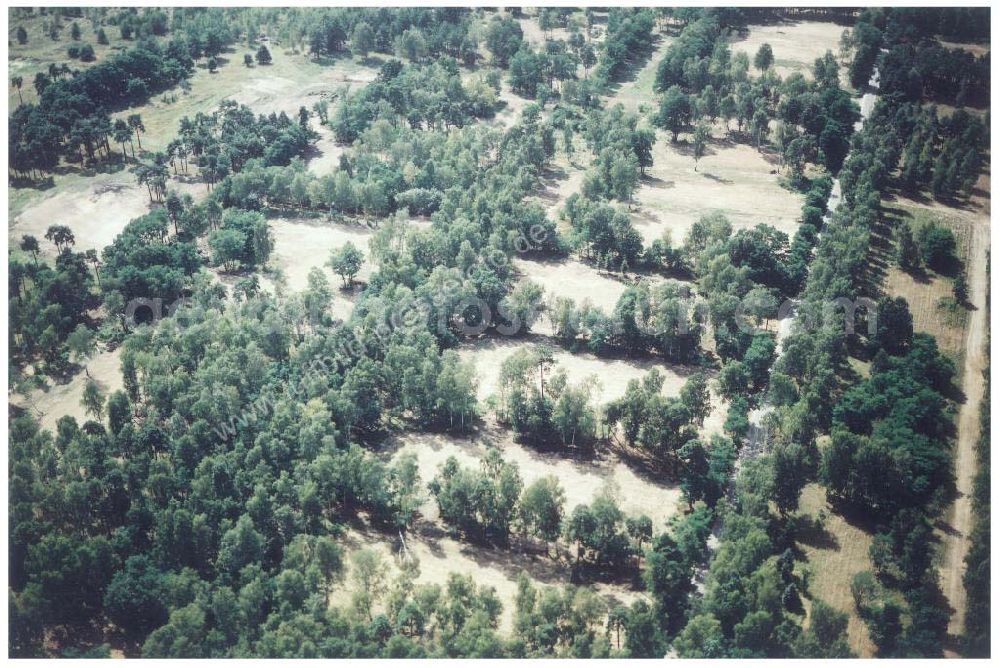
[261,216,375,318]
[11,347,123,434]
[323,426,681,632]
[388,429,682,529]
[115,49,377,154]
[513,257,638,314]
[631,131,803,244]
[727,20,847,81]
[529,157,589,225]
[457,334,697,408]
[10,171,205,257]
[334,520,648,635]
[306,125,346,177]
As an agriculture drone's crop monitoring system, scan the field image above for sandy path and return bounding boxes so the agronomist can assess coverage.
[939,221,989,640]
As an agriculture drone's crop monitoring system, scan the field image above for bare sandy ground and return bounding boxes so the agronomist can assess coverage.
[631,132,802,244]
[513,257,638,313]
[261,216,375,318]
[727,20,846,81]
[323,426,680,632]
[334,520,648,635]
[306,125,345,177]
[11,347,123,433]
[10,171,204,258]
[457,334,696,407]
[267,217,374,291]
[529,157,589,225]
[388,429,682,528]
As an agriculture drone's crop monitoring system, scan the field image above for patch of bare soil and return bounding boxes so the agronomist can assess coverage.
[306,125,345,176]
[632,130,803,244]
[457,334,697,407]
[10,171,204,257]
[11,347,123,433]
[261,216,375,318]
[324,426,682,632]
[513,256,638,313]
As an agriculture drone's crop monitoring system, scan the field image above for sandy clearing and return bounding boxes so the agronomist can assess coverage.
[456,334,697,408]
[631,130,803,244]
[262,216,375,318]
[513,256,639,314]
[939,220,989,640]
[10,171,205,258]
[492,81,532,130]
[937,39,990,57]
[529,158,589,225]
[727,20,846,81]
[267,216,374,292]
[388,429,684,538]
[11,347,123,434]
[334,521,648,635]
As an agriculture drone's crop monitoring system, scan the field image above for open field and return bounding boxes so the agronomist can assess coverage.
[334,520,648,636]
[882,195,984,359]
[797,483,876,658]
[9,47,374,256]
[9,169,204,257]
[631,130,803,244]
[604,33,674,115]
[513,257,638,314]
[937,38,990,57]
[265,216,373,290]
[458,334,695,407]
[113,47,377,154]
[8,9,154,109]
[727,20,847,81]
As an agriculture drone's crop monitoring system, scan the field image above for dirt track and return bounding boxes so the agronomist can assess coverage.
[939,220,989,641]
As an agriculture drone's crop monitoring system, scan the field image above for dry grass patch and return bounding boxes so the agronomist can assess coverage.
[333,521,648,635]
[631,130,802,244]
[937,39,990,57]
[727,20,847,81]
[513,256,636,313]
[797,483,876,658]
[115,48,377,154]
[457,334,697,406]
[605,33,675,115]
[10,170,204,257]
[882,199,982,358]
[8,9,157,109]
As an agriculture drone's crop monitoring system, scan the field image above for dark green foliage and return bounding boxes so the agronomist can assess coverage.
[332,59,498,143]
[255,44,272,65]
[596,8,655,83]
[429,449,523,545]
[824,334,954,515]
